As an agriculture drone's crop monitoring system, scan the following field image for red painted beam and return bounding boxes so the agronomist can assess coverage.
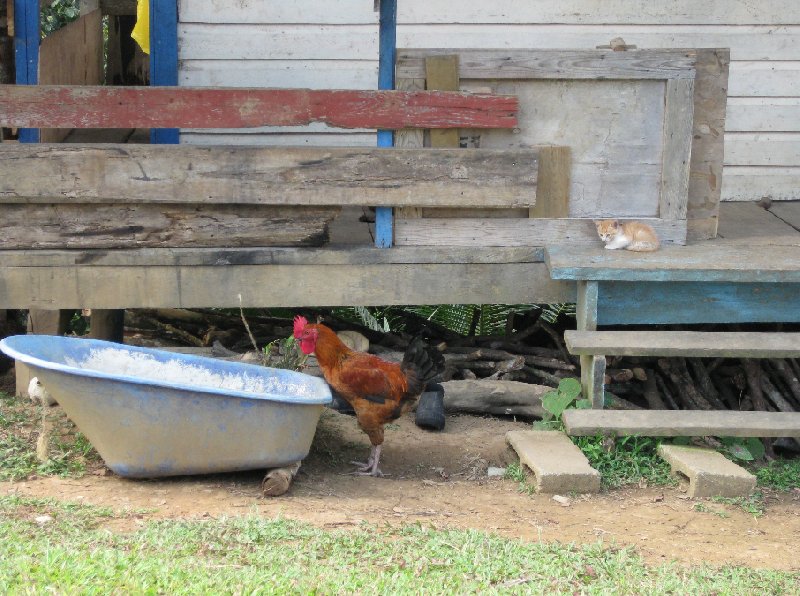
[0,85,518,129]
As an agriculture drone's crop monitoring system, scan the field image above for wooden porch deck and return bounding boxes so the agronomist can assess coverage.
[0,202,797,311]
[545,201,800,410]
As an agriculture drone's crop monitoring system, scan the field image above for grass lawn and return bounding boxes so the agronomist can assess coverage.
[2,495,798,595]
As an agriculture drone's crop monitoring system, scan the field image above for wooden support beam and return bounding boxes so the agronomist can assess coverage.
[0,145,538,208]
[426,55,460,147]
[530,146,571,218]
[0,260,573,309]
[563,409,800,438]
[0,85,519,130]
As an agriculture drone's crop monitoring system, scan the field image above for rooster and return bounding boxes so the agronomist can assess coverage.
[293,315,443,476]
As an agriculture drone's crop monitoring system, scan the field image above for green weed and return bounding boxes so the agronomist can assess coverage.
[574,435,677,489]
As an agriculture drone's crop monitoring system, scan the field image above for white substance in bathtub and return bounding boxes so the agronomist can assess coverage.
[64,348,316,398]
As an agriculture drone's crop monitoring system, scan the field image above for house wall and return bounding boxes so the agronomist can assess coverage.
[177,0,800,202]
[177,0,379,147]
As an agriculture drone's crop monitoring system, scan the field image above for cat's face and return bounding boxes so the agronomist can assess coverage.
[595,219,619,242]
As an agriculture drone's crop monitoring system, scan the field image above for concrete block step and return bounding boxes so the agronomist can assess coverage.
[506,430,600,494]
[657,444,756,498]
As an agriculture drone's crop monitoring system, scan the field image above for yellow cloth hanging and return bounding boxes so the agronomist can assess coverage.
[131,0,150,55]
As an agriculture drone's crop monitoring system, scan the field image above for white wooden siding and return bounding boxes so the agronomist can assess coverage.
[177,1,800,200]
[397,2,800,201]
[178,3,378,147]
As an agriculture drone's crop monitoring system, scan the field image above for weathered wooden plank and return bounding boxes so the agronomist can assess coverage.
[398,1,800,25]
[597,281,800,325]
[395,217,686,247]
[686,49,729,241]
[397,48,697,79]
[726,98,800,133]
[721,167,800,202]
[565,331,800,358]
[0,145,538,207]
[179,23,378,61]
[563,409,800,438]
[180,132,378,148]
[545,244,800,282]
[531,146,571,218]
[570,409,800,440]
[0,85,519,130]
[725,133,800,167]
[0,204,339,249]
[660,78,694,221]
[0,246,546,268]
[396,26,800,61]
[0,262,574,309]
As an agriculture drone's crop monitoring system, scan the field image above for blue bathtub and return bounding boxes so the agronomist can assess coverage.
[0,335,331,478]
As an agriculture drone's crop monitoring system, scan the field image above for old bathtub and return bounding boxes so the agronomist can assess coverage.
[0,335,331,478]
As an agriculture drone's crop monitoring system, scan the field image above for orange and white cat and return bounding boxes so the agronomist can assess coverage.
[595,219,660,252]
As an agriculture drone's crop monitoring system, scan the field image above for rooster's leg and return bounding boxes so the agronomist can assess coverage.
[349,445,384,477]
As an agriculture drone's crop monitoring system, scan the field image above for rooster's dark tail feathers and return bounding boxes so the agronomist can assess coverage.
[401,336,445,396]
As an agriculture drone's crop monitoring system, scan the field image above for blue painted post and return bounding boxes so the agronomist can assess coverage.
[14,0,39,142]
[149,0,179,144]
[374,0,397,248]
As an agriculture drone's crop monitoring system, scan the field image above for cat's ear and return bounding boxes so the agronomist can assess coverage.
[611,220,620,230]
[594,220,603,230]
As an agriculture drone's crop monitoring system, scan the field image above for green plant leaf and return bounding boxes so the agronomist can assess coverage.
[727,442,755,461]
[575,399,592,410]
[743,437,766,461]
[542,392,575,419]
[558,378,582,400]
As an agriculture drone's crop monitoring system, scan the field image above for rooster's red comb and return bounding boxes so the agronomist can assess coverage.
[293,315,308,338]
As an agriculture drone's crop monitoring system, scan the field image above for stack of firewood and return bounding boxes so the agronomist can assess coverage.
[120,308,800,418]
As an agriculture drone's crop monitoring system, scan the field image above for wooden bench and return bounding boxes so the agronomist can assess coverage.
[0,84,580,311]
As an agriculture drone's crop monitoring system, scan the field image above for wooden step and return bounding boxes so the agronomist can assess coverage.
[562,409,800,438]
[564,330,800,358]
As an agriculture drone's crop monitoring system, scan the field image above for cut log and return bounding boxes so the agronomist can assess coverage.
[642,370,667,410]
[770,359,800,406]
[441,379,548,418]
[261,461,301,497]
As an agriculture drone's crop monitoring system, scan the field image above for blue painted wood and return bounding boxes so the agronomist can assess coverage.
[149,0,179,144]
[374,0,397,248]
[546,245,800,283]
[597,281,800,325]
[14,0,39,143]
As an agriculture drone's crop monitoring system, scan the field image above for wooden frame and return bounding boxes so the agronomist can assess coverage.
[395,48,699,247]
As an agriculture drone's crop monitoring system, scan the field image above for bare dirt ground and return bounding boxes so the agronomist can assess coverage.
[5,402,799,572]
